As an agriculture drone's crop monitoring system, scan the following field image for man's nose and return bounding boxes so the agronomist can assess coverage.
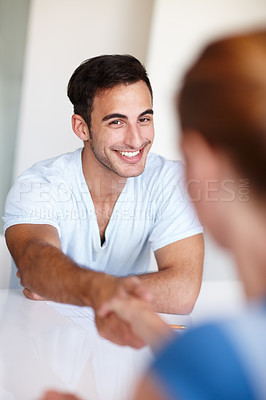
[123,124,144,149]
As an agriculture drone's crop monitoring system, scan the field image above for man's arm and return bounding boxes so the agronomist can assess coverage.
[38,375,166,400]
[134,375,167,400]
[5,224,151,348]
[7,224,95,305]
[138,233,204,314]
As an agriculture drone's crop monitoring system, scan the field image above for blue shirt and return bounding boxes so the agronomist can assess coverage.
[151,299,266,399]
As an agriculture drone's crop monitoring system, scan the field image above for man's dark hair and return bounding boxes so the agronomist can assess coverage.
[67,54,153,129]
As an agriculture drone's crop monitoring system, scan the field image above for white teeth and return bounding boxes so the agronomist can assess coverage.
[118,150,140,158]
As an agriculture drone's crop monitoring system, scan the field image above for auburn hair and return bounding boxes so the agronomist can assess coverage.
[179,31,266,195]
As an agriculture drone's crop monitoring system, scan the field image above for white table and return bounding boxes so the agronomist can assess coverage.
[0,281,245,400]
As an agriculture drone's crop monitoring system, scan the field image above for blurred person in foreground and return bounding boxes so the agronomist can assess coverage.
[40,29,266,400]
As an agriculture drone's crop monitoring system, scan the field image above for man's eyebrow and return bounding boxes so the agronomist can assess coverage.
[102,113,127,122]
[102,109,154,122]
[139,109,154,118]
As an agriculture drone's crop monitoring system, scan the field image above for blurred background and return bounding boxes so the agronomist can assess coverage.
[1,0,266,282]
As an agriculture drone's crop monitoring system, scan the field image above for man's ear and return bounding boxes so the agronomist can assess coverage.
[72,114,90,141]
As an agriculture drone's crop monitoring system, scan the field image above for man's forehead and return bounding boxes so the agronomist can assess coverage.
[92,81,152,115]
[95,81,150,98]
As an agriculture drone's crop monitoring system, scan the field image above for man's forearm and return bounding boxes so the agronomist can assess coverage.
[137,268,201,314]
[17,241,101,306]
[6,225,153,348]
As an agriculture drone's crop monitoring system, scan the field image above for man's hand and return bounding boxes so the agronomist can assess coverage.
[91,274,153,348]
[98,294,172,351]
[39,391,80,400]
[16,270,45,300]
[23,288,45,300]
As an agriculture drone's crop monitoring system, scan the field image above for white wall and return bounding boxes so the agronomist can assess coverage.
[0,0,30,232]
[147,0,266,160]
[15,0,154,176]
[0,235,11,289]
[147,0,266,280]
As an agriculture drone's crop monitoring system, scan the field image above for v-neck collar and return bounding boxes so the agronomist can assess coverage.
[77,148,130,249]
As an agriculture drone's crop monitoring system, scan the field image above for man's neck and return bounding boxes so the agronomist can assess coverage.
[81,146,126,202]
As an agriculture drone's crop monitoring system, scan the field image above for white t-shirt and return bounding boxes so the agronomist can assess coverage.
[3,149,202,285]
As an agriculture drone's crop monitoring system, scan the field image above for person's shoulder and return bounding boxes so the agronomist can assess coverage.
[16,148,82,185]
[158,301,266,362]
[29,148,81,177]
[161,320,230,355]
[151,319,256,399]
[142,152,184,182]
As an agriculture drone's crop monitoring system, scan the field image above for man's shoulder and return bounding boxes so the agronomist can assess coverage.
[142,152,184,182]
[17,148,82,184]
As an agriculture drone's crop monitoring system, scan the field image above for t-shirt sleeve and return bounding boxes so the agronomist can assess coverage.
[150,324,255,400]
[3,172,64,236]
[148,162,203,252]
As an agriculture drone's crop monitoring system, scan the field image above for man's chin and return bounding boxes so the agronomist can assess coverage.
[115,165,145,178]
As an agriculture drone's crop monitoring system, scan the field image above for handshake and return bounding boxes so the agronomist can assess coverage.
[19,270,172,350]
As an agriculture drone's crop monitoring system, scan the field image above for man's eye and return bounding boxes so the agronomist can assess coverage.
[110,120,121,125]
[139,117,150,123]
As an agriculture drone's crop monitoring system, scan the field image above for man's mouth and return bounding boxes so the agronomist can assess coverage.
[113,147,145,163]
[117,150,140,158]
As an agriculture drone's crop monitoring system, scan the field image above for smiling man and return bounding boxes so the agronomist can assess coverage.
[3,55,203,347]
